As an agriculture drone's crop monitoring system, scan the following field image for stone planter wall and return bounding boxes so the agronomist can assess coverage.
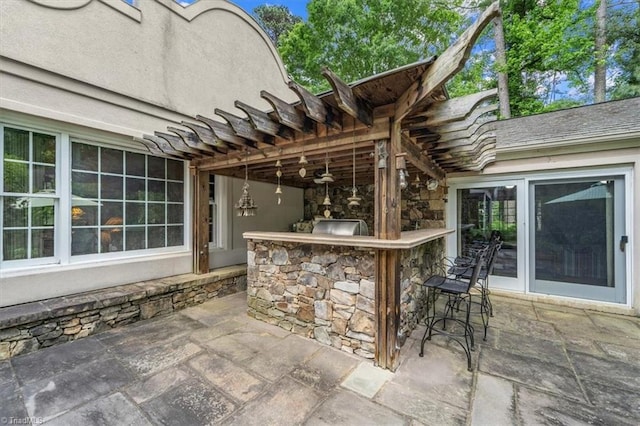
[0,266,246,360]
[247,240,377,358]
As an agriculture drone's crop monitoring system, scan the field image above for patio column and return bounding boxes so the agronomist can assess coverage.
[192,167,209,274]
[374,120,402,370]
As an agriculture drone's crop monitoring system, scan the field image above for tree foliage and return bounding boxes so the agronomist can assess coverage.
[253,5,302,47]
[275,0,639,116]
[279,0,466,93]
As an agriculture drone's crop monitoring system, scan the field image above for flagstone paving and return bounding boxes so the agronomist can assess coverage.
[1,291,639,425]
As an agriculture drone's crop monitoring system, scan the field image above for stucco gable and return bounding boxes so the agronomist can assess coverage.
[1,0,295,118]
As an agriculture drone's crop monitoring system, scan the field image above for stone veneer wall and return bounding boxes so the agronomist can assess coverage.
[247,240,377,358]
[0,267,246,360]
[303,183,447,232]
[246,238,446,359]
[399,238,445,342]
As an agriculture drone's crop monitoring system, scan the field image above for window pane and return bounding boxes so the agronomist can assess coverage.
[33,133,56,164]
[3,162,28,193]
[167,225,183,246]
[126,202,145,225]
[148,226,165,248]
[32,203,55,227]
[102,202,123,226]
[126,178,145,200]
[148,204,165,224]
[32,228,54,258]
[101,228,123,253]
[101,175,123,200]
[3,197,28,227]
[33,165,56,192]
[72,143,98,171]
[3,229,27,260]
[148,180,165,201]
[167,182,183,202]
[167,159,183,181]
[3,128,29,161]
[458,186,517,278]
[72,172,99,199]
[126,152,145,176]
[148,157,165,179]
[102,148,123,174]
[72,205,98,227]
[167,204,183,224]
[125,227,145,250]
[72,228,98,255]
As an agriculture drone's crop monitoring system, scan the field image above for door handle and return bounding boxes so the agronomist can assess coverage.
[619,235,628,252]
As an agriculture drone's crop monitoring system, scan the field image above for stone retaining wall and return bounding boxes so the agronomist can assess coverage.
[0,266,247,360]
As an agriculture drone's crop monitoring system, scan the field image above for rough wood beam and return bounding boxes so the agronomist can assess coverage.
[143,134,189,158]
[288,81,342,130]
[135,136,181,158]
[234,100,293,140]
[193,169,210,274]
[395,1,500,121]
[167,126,217,155]
[196,116,389,171]
[435,104,497,134]
[155,131,201,157]
[321,67,373,126]
[180,121,229,154]
[434,119,496,147]
[426,89,498,126]
[196,115,257,149]
[215,108,275,146]
[260,90,308,132]
[400,134,445,180]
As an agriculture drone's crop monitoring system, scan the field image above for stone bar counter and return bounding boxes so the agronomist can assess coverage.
[244,229,453,359]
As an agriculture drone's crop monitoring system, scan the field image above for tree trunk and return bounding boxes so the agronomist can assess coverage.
[493,13,511,118]
[594,0,607,103]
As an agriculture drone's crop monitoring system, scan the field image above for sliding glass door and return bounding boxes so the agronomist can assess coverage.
[529,177,627,303]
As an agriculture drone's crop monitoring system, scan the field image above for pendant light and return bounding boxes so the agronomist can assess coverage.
[235,150,257,216]
[347,130,361,208]
[275,158,283,205]
[298,145,308,178]
[320,152,334,183]
[322,182,331,218]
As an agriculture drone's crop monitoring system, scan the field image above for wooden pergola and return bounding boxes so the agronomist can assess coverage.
[138,2,501,369]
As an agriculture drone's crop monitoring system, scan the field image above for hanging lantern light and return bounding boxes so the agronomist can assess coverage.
[320,152,334,183]
[235,151,257,216]
[347,130,361,208]
[322,182,331,218]
[275,158,283,205]
[298,148,308,178]
[414,174,422,188]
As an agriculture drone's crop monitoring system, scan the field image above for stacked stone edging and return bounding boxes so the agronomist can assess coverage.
[0,266,247,360]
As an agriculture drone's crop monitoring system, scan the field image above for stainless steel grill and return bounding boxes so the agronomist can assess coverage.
[312,219,369,236]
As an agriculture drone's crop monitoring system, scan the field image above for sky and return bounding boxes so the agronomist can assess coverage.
[229,0,308,19]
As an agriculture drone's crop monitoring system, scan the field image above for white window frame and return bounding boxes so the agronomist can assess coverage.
[0,121,191,271]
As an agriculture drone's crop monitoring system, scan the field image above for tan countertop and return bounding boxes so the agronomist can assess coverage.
[243,228,454,250]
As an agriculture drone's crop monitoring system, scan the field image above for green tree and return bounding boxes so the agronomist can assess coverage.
[279,0,466,93]
[608,0,640,99]
[253,5,302,47]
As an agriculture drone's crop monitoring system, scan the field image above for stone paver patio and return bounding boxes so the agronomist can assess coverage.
[1,291,639,425]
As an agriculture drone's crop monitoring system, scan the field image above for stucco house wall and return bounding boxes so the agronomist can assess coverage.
[0,0,302,307]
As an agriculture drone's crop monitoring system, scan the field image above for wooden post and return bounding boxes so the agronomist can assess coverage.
[373,120,403,371]
[192,167,210,274]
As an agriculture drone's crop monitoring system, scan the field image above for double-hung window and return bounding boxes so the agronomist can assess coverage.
[1,126,58,265]
[1,123,187,268]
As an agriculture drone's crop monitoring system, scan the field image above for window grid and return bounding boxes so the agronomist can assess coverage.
[71,143,184,255]
[1,126,57,262]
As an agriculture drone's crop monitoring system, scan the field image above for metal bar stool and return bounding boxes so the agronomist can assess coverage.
[419,251,486,371]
